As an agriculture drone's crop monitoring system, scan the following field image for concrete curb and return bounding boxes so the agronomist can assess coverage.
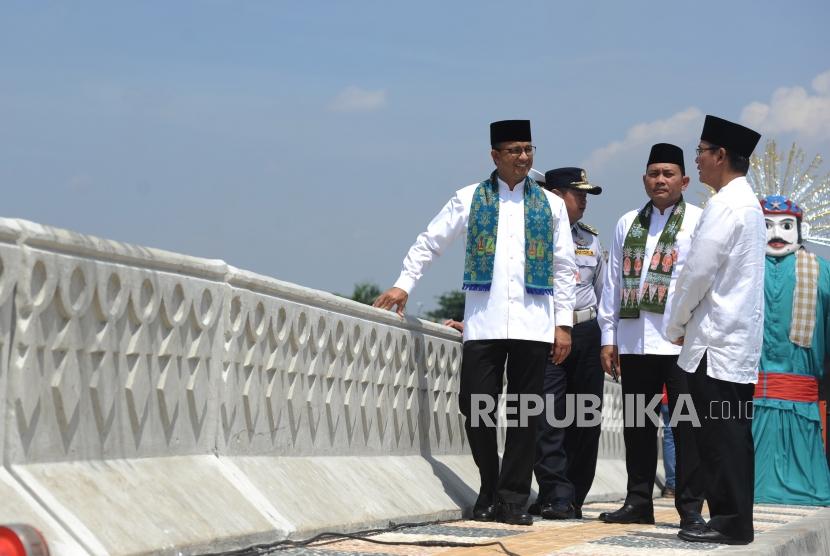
[724,507,830,555]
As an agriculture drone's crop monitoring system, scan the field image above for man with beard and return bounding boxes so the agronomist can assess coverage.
[374,120,576,525]
[667,115,765,545]
[597,143,705,530]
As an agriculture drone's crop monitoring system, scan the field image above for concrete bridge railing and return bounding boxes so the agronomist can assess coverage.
[0,217,626,555]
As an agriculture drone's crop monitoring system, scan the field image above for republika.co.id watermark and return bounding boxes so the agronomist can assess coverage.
[469,393,753,428]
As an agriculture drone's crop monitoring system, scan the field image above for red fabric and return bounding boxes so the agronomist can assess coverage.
[754,372,819,402]
[661,384,668,406]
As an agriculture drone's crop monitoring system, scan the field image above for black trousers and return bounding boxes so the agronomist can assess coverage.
[459,339,549,505]
[619,354,705,519]
[687,354,755,542]
[534,319,604,507]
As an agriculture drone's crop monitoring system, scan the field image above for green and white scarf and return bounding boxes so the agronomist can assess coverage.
[620,199,686,318]
[462,171,555,295]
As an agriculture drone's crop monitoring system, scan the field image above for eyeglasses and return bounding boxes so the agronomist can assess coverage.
[497,145,536,156]
[695,146,719,156]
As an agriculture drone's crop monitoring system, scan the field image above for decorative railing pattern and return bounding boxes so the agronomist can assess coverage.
[0,217,627,554]
[0,218,465,468]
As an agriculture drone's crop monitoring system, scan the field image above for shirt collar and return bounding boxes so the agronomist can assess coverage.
[497,176,525,195]
[720,175,747,192]
[653,202,676,216]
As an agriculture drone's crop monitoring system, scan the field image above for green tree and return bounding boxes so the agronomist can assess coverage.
[425,290,465,322]
[338,281,382,305]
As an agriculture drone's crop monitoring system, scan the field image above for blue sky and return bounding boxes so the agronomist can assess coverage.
[3,1,830,314]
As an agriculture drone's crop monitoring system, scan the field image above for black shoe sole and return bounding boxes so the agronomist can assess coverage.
[600,516,655,524]
[541,511,576,520]
[677,530,751,545]
[500,518,534,526]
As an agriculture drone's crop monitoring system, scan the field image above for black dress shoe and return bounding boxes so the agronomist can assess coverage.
[527,501,541,516]
[540,500,576,520]
[679,512,707,533]
[678,526,751,545]
[472,492,498,522]
[574,506,583,519]
[498,502,534,526]
[598,504,655,524]
[473,503,498,521]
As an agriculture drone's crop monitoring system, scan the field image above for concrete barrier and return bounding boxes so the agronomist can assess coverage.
[0,217,628,554]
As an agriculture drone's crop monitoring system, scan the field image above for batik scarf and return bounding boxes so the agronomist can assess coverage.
[463,171,554,295]
[620,199,686,318]
[790,247,819,347]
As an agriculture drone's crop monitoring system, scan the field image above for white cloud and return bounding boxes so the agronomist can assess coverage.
[740,69,830,139]
[584,69,830,174]
[328,86,387,112]
[812,69,830,95]
[583,107,703,171]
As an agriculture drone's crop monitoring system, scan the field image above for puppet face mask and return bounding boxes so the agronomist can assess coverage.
[765,215,800,257]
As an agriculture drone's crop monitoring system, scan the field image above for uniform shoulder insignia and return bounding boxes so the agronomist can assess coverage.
[577,222,598,235]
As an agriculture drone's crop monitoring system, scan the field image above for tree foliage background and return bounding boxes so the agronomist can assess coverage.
[338,281,382,305]
[424,290,465,321]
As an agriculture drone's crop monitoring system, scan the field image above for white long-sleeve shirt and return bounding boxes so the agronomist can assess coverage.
[393,178,576,342]
[665,177,766,384]
[598,202,703,354]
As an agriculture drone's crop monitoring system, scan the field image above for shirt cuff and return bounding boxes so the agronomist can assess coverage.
[601,329,616,346]
[555,310,573,328]
[392,274,416,294]
[665,324,684,342]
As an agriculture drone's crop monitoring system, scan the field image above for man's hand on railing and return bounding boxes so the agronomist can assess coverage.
[372,287,408,317]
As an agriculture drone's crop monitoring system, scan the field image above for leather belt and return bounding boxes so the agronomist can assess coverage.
[573,306,597,325]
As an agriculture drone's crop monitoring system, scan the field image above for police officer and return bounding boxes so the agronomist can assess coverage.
[528,167,605,519]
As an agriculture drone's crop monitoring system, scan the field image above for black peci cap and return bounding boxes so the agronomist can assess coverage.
[701,115,761,158]
[490,120,531,146]
[647,143,686,174]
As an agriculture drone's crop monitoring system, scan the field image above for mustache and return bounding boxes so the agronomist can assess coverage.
[767,237,792,245]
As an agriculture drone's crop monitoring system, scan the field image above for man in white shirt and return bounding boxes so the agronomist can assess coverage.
[374,120,576,526]
[666,116,764,545]
[597,144,705,530]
